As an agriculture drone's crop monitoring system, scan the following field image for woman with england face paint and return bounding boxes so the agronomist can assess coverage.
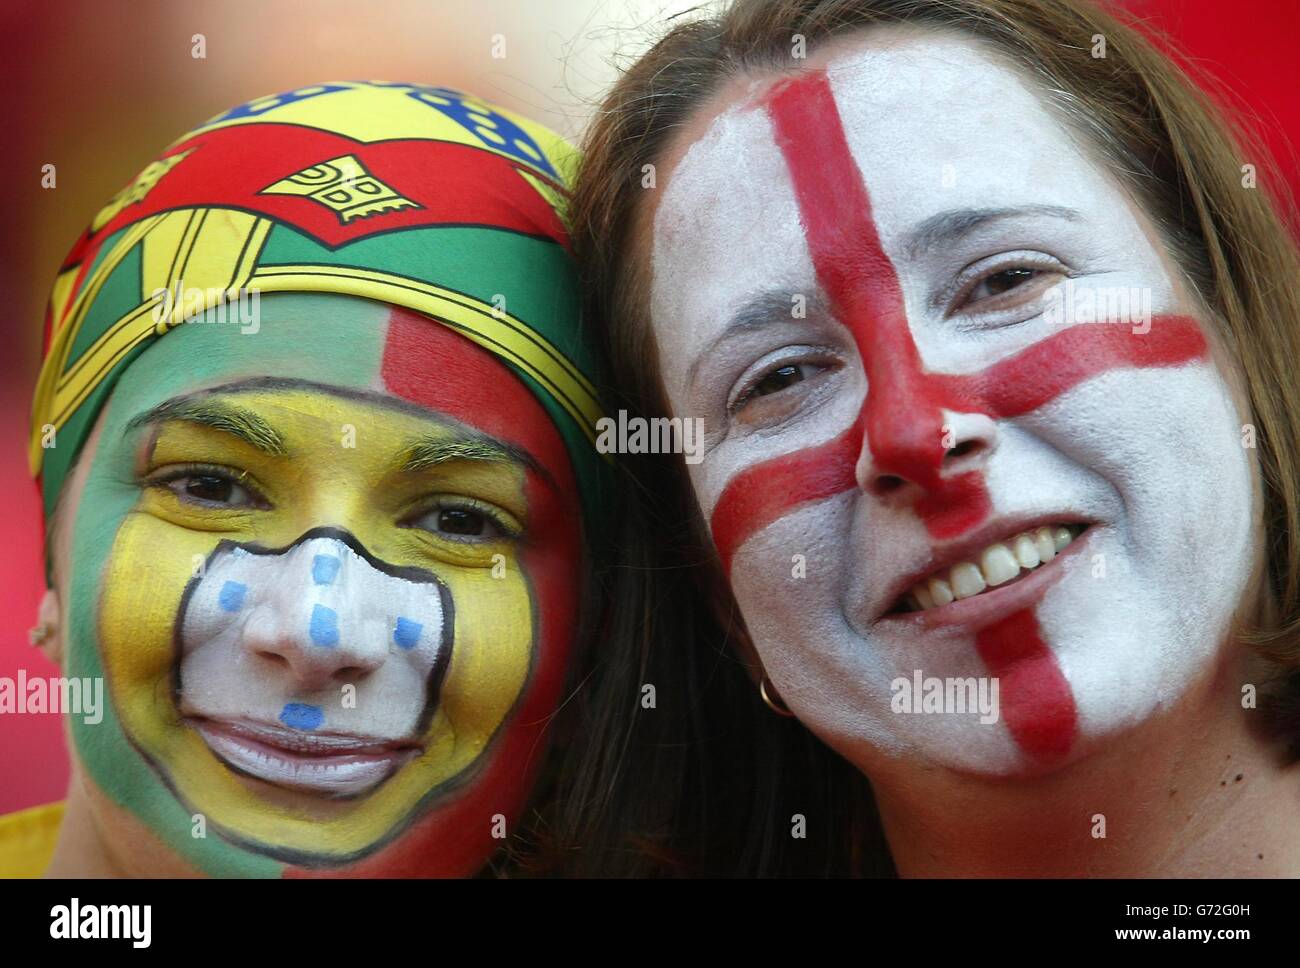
[564,0,1300,876]
[0,82,613,877]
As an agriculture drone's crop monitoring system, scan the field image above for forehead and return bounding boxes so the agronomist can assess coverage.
[104,293,573,481]
[111,294,439,403]
[650,33,1136,340]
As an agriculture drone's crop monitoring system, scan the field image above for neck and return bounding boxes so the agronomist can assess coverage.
[869,651,1300,877]
[45,764,201,878]
[45,765,124,877]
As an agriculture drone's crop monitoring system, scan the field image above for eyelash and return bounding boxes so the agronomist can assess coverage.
[402,495,520,543]
[946,251,1069,318]
[729,349,839,414]
[146,463,269,509]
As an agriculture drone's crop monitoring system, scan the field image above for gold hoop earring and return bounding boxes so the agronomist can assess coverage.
[29,624,53,645]
[759,676,796,717]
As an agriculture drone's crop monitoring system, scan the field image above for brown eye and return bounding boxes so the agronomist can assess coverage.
[406,498,516,543]
[732,358,833,423]
[753,363,807,398]
[974,267,1036,299]
[187,475,233,503]
[437,508,486,536]
[161,469,259,508]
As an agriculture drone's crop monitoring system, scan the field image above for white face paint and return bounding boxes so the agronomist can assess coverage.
[179,534,451,795]
[648,34,1256,775]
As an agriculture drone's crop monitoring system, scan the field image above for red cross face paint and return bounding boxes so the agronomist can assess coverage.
[649,36,1257,775]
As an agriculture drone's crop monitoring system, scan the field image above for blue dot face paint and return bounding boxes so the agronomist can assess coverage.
[38,75,599,876]
[218,581,248,613]
[393,618,423,650]
[280,703,325,731]
[312,554,341,586]
[176,531,452,802]
[309,604,340,648]
[91,374,581,873]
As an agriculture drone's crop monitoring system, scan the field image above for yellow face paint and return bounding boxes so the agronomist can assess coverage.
[99,386,539,861]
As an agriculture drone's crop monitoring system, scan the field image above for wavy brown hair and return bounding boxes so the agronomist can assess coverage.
[549,0,1300,876]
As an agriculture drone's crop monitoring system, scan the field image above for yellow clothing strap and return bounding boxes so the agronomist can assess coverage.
[0,801,64,878]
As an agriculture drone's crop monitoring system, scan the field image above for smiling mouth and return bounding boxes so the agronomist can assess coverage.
[189,717,422,798]
[890,523,1089,616]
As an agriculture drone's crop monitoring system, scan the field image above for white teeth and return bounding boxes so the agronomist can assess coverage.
[949,562,986,599]
[980,543,1020,586]
[1033,527,1057,563]
[903,523,1083,613]
[1011,534,1040,569]
[928,577,955,607]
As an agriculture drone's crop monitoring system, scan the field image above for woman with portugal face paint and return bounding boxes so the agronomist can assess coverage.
[0,82,615,877]
[561,0,1300,876]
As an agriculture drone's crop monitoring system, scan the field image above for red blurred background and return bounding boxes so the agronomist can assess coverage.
[1,0,1296,815]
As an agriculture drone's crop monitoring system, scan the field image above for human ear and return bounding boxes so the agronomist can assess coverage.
[33,587,64,668]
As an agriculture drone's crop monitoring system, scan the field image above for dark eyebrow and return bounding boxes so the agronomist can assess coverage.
[402,433,557,493]
[403,436,516,472]
[126,398,287,456]
[902,205,1082,260]
[689,290,829,387]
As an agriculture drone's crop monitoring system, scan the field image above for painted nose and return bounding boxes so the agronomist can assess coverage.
[856,408,998,501]
[242,593,388,693]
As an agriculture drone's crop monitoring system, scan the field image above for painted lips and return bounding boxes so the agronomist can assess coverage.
[191,717,422,798]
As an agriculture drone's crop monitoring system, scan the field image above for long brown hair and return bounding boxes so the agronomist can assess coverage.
[554,0,1300,875]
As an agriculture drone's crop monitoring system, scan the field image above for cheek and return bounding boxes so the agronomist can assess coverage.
[1035,367,1253,659]
[724,497,864,690]
[436,555,540,752]
[1015,365,1252,549]
[99,515,213,742]
[728,500,1026,770]
[964,364,1254,749]
[726,498,853,647]
[513,483,583,703]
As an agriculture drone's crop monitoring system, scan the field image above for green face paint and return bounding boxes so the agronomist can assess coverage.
[35,82,608,878]
[68,293,588,876]
[66,295,388,876]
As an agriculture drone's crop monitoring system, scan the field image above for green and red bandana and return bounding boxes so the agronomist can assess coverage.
[30,80,607,522]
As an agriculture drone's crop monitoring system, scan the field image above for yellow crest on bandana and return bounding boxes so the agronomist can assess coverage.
[258,154,422,223]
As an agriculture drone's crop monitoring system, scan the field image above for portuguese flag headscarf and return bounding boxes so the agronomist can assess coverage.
[29,81,607,526]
